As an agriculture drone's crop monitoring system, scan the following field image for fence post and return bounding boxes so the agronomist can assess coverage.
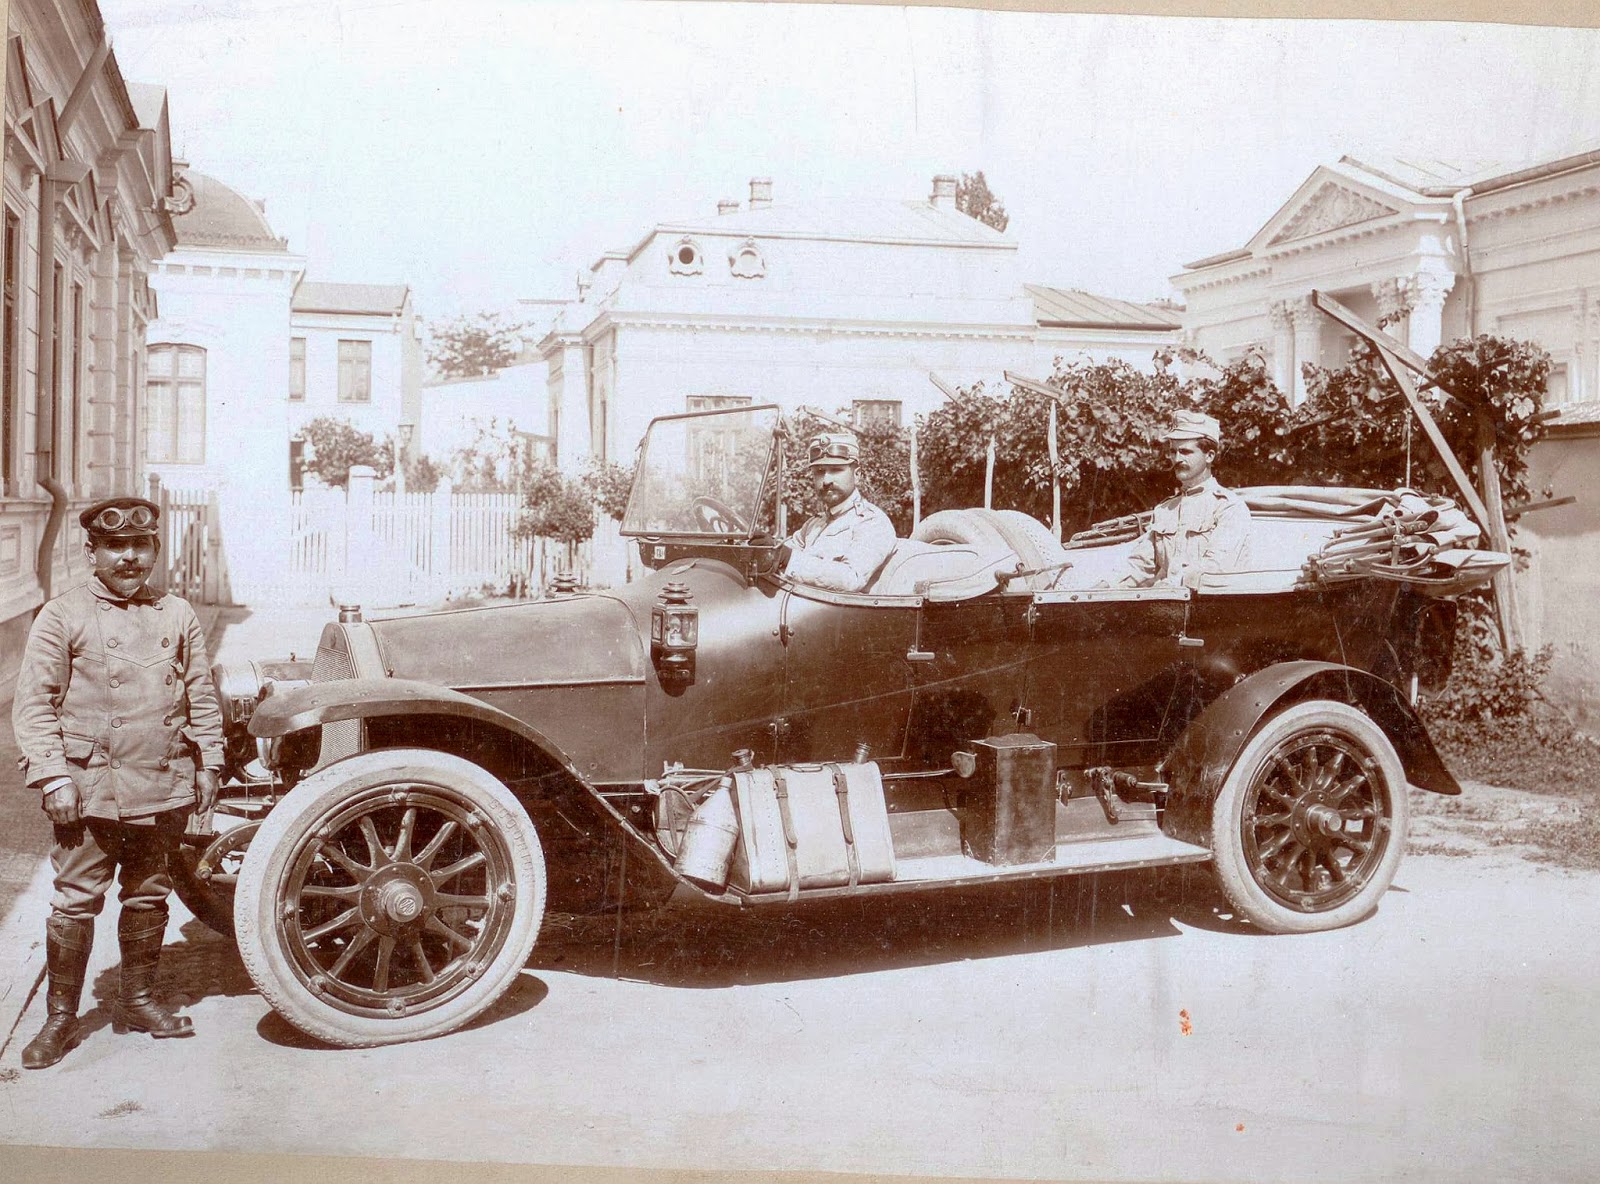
[431,477,454,602]
[341,465,377,609]
[146,473,169,595]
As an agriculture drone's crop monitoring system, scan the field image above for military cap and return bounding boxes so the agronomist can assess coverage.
[806,431,860,468]
[1163,410,1222,445]
[80,496,161,538]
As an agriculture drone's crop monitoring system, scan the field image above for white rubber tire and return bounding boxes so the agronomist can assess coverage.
[234,748,546,1047]
[1210,700,1409,934]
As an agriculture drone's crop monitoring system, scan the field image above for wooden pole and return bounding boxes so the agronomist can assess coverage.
[984,436,995,511]
[1047,402,1061,541]
[1476,414,1523,653]
[909,422,922,529]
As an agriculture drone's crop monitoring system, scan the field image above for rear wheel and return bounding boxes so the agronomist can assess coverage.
[234,749,546,1047]
[1210,700,1408,934]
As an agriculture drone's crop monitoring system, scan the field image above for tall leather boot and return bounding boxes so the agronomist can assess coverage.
[22,914,94,1069]
[111,907,194,1038]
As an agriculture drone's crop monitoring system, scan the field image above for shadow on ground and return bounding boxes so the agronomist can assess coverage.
[531,863,1256,988]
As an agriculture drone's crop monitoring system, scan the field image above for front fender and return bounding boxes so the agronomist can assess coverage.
[248,677,587,781]
[1160,660,1459,848]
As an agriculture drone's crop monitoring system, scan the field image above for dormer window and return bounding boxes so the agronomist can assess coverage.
[668,238,704,276]
[729,239,765,279]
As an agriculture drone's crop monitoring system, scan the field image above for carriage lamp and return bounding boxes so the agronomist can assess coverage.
[651,581,699,679]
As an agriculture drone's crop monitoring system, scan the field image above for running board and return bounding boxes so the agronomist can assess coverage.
[733,831,1211,905]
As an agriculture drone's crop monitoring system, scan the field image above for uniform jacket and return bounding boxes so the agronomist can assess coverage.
[13,579,226,822]
[783,490,897,593]
[1117,477,1251,590]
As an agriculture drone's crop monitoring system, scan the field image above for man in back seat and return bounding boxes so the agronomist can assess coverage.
[771,432,897,593]
[1114,411,1250,589]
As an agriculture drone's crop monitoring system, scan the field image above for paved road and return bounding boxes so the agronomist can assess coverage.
[0,845,1596,1181]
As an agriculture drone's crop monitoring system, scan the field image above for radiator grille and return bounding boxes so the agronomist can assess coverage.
[312,631,362,768]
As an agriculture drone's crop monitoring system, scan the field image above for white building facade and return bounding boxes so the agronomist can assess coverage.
[2,3,177,687]
[1174,148,1600,726]
[540,176,1180,470]
[146,170,420,603]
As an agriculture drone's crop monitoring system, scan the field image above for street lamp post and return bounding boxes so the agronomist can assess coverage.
[396,422,415,495]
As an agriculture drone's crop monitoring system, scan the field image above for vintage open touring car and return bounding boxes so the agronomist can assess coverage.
[181,401,1505,1047]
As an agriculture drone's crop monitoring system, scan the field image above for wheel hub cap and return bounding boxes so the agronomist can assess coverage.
[359,864,435,936]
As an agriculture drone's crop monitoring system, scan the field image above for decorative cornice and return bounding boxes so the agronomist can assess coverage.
[588,311,1041,343]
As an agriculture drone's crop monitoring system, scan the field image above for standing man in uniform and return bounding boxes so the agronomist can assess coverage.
[1114,411,1251,589]
[13,497,225,1069]
[770,431,897,593]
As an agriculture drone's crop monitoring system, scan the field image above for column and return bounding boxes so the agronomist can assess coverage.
[1402,271,1455,360]
[1268,300,1296,398]
[1583,289,1600,404]
[1369,278,1410,337]
[1290,296,1320,406]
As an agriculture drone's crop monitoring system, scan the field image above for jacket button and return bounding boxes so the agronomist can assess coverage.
[99,603,110,611]
[159,759,170,769]
[161,638,170,647]
[109,678,120,688]
[111,718,122,728]
[111,759,121,769]
[162,716,172,726]
[107,638,118,648]
[165,675,174,686]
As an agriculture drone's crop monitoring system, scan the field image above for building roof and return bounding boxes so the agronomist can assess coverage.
[292,281,410,316]
[1549,399,1600,435]
[172,169,288,251]
[125,83,167,130]
[1343,143,1600,196]
[1027,284,1183,330]
[614,193,1011,266]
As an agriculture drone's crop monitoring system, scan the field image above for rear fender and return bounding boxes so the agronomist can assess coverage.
[1160,660,1459,848]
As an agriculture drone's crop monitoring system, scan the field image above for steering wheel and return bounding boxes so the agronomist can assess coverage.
[691,496,748,535]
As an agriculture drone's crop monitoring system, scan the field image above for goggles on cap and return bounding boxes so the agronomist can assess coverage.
[88,504,157,533]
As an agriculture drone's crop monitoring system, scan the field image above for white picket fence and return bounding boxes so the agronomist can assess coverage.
[153,469,618,609]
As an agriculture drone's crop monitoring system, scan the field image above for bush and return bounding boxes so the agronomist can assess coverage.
[582,459,635,523]
[513,461,594,545]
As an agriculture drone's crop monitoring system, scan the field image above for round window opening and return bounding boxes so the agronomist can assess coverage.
[678,245,697,265]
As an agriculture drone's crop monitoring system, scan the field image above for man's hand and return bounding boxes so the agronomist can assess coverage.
[195,769,220,815]
[42,778,82,826]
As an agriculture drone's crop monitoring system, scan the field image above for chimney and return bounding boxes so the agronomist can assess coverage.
[931,174,957,210]
[749,177,773,210]
[718,199,740,215]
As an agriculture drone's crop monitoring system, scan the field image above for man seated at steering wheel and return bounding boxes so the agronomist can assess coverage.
[769,431,896,592]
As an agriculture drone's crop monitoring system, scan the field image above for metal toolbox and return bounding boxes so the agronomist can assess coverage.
[959,734,1058,866]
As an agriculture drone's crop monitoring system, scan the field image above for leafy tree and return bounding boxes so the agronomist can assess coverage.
[956,171,1009,233]
[402,453,442,493]
[446,417,542,493]
[581,459,636,523]
[300,416,394,488]
[427,312,528,379]
[513,461,594,545]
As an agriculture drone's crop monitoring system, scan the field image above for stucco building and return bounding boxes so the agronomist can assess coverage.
[539,176,1180,470]
[1174,148,1600,726]
[144,169,420,602]
[2,2,178,686]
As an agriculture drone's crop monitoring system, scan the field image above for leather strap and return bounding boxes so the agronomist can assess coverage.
[829,763,860,888]
[771,770,800,902]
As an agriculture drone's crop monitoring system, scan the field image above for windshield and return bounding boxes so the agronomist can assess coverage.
[621,404,780,537]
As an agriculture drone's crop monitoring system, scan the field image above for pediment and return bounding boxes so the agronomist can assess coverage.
[1267,180,1401,246]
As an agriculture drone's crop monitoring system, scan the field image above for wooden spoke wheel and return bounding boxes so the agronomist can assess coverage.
[234,750,545,1047]
[1210,700,1408,934]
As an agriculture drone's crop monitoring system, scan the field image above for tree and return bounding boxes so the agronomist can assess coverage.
[512,461,594,546]
[446,417,542,493]
[581,459,636,523]
[956,171,1009,233]
[300,416,393,488]
[427,312,528,379]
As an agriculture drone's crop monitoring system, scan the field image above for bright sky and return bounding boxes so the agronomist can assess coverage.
[99,1,1600,325]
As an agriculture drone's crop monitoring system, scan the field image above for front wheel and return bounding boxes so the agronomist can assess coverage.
[233,749,546,1047]
[1210,700,1409,934]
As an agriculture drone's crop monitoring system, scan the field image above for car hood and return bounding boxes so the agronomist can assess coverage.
[372,593,648,690]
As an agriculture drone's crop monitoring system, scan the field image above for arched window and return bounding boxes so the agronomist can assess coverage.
[146,344,206,464]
